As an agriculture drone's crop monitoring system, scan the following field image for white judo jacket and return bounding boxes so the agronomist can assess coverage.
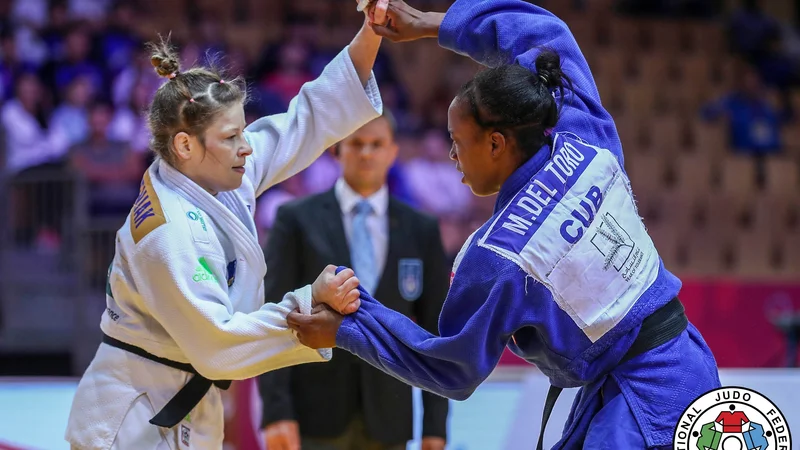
[65,46,382,450]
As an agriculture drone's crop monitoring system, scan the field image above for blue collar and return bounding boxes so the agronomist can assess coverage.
[494,143,552,214]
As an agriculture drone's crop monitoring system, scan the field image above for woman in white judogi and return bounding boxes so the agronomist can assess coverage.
[65,3,388,449]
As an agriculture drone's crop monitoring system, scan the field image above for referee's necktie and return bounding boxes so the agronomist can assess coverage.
[350,200,378,294]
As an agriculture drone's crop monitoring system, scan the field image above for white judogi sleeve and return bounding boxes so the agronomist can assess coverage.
[243,45,383,197]
[127,229,329,381]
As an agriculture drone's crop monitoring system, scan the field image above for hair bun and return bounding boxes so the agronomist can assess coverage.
[147,35,181,79]
[534,48,563,90]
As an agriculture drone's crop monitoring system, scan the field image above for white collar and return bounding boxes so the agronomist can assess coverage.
[334,177,388,216]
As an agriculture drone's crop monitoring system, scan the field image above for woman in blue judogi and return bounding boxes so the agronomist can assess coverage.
[288,1,721,448]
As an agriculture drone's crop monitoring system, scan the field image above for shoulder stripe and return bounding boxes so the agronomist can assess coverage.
[130,171,166,244]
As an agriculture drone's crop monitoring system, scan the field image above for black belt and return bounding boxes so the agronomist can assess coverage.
[535,297,688,450]
[102,334,232,428]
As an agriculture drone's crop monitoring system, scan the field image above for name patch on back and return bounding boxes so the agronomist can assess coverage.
[130,171,166,244]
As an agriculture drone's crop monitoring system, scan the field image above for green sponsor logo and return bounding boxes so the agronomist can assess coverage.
[186,210,207,232]
[193,257,218,283]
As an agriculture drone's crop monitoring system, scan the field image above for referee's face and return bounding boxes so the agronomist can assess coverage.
[336,116,398,195]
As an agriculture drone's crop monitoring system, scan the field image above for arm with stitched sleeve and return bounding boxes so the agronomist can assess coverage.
[436,0,623,165]
[243,46,382,197]
[336,248,541,400]
[415,217,450,437]
[126,229,330,381]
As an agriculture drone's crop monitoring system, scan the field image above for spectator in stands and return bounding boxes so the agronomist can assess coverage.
[108,78,154,156]
[261,38,315,109]
[1,71,69,174]
[45,23,104,102]
[421,85,453,131]
[386,161,417,207]
[111,46,160,109]
[700,62,793,161]
[0,26,19,100]
[726,0,781,65]
[11,0,49,30]
[69,99,141,217]
[301,149,341,194]
[100,1,141,77]
[49,73,93,146]
[194,12,228,65]
[39,1,70,64]
[754,31,800,100]
[253,13,316,76]
[9,0,49,68]
[403,128,472,218]
[69,0,112,23]
[380,80,419,134]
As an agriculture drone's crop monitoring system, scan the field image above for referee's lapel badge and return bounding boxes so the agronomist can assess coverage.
[398,258,422,301]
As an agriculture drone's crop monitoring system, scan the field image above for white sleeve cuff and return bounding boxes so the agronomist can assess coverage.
[287,284,333,361]
[340,44,383,116]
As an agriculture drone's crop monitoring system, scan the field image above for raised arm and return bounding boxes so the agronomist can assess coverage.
[243,16,384,197]
[370,0,623,165]
[372,0,600,103]
[440,1,599,96]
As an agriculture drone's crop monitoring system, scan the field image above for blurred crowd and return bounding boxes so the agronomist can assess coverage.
[1,0,799,265]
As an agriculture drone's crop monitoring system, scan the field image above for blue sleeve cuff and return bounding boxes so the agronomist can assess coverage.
[437,2,463,55]
[335,314,359,351]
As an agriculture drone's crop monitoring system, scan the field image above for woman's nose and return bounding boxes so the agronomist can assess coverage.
[240,142,253,157]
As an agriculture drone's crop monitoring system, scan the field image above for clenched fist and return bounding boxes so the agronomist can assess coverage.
[287,303,343,349]
[311,265,361,314]
[363,0,445,42]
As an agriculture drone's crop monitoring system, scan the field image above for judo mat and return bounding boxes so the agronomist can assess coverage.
[0,368,797,450]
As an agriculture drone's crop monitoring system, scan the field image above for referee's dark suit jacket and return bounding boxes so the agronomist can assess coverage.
[257,187,450,445]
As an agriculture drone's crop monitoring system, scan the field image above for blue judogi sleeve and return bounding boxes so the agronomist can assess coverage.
[437,0,625,166]
[336,249,547,401]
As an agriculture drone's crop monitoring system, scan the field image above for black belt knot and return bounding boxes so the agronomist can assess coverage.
[102,334,232,429]
[535,297,688,450]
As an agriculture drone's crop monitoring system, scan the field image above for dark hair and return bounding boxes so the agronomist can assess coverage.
[381,108,397,137]
[456,48,571,162]
[145,35,248,165]
[333,108,397,156]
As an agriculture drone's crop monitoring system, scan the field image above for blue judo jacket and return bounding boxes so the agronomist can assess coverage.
[335,1,721,448]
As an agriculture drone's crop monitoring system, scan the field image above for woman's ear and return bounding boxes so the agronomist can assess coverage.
[490,131,507,159]
[172,132,192,162]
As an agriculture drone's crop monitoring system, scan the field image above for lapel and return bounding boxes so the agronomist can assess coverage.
[320,189,352,266]
[155,160,267,276]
